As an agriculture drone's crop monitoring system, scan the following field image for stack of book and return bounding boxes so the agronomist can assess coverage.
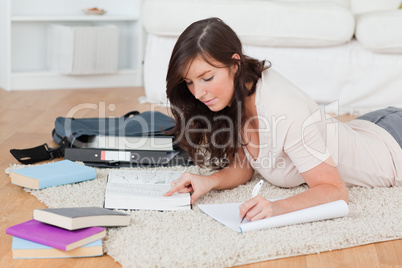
[65,135,180,166]
[6,207,130,259]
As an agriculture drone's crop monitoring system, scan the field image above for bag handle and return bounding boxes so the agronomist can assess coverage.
[122,111,140,119]
[10,137,69,164]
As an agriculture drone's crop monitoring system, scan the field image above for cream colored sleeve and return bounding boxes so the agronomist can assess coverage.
[276,97,332,173]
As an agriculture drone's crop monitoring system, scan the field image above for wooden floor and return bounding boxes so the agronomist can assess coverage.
[0,87,400,268]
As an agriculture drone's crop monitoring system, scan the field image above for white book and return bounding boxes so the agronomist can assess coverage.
[48,24,118,75]
[104,170,190,211]
[96,26,106,73]
[73,26,96,75]
[198,200,349,233]
[71,26,84,74]
[87,135,174,151]
[95,25,118,73]
[49,24,74,74]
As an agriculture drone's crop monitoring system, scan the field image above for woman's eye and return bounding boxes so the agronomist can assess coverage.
[185,81,193,85]
[203,76,214,82]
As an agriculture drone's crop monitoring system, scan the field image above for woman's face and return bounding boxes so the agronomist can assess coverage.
[183,55,237,112]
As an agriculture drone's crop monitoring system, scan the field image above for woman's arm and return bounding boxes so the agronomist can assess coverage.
[239,156,349,221]
[164,149,255,203]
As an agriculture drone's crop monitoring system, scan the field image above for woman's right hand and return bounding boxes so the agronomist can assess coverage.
[164,172,216,204]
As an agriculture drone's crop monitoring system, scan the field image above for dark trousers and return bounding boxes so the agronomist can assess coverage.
[356,107,402,148]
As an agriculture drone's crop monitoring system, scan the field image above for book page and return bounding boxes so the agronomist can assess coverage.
[108,169,181,185]
[197,203,245,232]
[105,170,191,211]
[106,182,184,200]
[198,200,349,233]
[87,135,174,151]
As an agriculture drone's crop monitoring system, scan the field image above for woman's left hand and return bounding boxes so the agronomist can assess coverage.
[239,196,276,221]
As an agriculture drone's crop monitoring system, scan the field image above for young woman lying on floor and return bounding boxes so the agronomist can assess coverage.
[164,17,402,222]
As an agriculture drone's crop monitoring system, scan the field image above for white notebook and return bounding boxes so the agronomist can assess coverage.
[104,169,191,211]
[198,200,349,233]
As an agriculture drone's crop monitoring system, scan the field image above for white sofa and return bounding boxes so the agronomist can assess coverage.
[141,0,402,115]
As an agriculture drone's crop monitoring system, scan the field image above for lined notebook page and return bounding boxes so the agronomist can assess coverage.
[198,200,349,233]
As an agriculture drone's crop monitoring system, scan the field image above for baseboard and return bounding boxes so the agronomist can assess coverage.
[8,70,142,91]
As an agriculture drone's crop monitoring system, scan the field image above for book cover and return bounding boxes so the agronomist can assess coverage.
[6,219,106,251]
[9,160,96,189]
[198,200,349,233]
[33,207,130,230]
[64,148,179,165]
[12,237,103,259]
[87,135,174,151]
[104,169,191,211]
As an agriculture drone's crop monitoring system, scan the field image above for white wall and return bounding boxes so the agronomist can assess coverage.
[0,0,10,90]
[11,0,139,16]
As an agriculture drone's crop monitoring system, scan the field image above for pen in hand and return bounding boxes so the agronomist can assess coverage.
[240,179,264,224]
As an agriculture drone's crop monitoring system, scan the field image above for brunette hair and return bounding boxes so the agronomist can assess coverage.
[166,17,268,169]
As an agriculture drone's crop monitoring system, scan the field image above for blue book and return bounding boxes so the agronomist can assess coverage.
[9,160,96,189]
[11,237,103,259]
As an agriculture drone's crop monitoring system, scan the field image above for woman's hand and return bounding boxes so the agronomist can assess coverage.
[239,196,276,221]
[164,172,216,204]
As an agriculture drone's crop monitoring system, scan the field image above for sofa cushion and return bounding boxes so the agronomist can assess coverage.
[350,0,401,14]
[142,0,355,47]
[276,0,350,8]
[355,10,402,53]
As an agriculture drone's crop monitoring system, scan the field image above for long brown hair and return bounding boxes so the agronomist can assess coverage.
[166,18,268,169]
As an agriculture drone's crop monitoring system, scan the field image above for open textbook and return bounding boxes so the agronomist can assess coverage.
[104,169,190,211]
[198,200,349,233]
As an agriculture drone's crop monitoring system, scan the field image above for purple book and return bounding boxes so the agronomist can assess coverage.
[6,219,106,251]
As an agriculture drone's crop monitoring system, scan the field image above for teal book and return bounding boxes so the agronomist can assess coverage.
[9,160,96,189]
[11,237,103,259]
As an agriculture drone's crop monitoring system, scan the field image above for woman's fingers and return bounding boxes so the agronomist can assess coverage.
[164,172,213,204]
[164,181,187,196]
[250,207,271,221]
[164,173,192,196]
[164,182,188,196]
[239,198,258,219]
[189,189,203,204]
[239,196,273,221]
[177,186,193,193]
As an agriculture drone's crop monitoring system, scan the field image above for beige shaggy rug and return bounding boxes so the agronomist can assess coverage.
[6,163,402,268]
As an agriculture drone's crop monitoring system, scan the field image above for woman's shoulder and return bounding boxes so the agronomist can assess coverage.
[255,68,321,118]
[256,68,309,106]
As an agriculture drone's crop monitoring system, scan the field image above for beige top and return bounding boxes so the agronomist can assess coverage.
[243,68,402,187]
